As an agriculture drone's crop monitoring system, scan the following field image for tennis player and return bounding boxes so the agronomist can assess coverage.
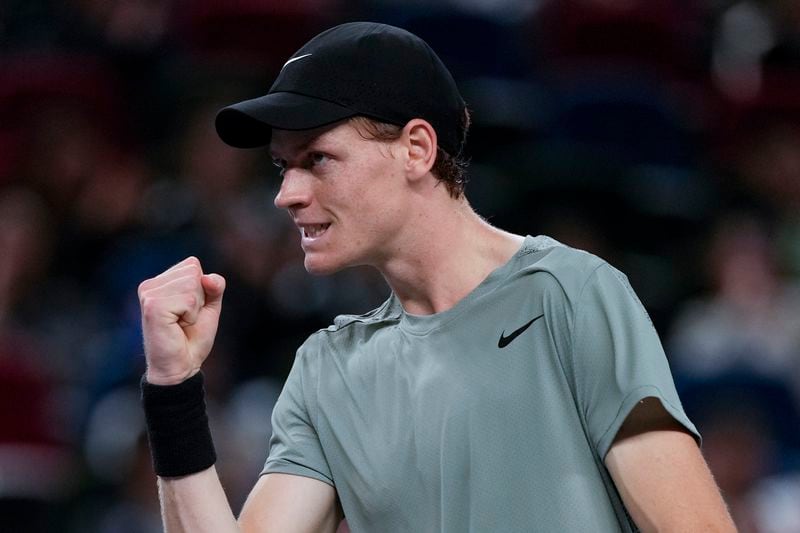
[138,22,736,532]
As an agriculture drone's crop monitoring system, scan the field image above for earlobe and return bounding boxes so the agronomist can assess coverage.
[404,119,437,180]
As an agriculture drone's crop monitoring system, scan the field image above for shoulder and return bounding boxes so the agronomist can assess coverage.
[294,295,401,364]
[506,236,651,335]
[511,235,610,299]
[328,294,402,331]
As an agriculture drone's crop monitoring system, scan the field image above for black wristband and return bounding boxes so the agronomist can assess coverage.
[140,371,216,477]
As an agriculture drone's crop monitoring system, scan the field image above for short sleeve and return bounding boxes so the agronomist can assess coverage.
[569,263,699,459]
[262,349,334,486]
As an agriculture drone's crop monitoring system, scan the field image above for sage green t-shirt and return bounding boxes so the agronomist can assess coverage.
[263,235,698,532]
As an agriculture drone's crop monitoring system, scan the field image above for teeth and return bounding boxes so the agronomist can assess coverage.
[303,224,330,238]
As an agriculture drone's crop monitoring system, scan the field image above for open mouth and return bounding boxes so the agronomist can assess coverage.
[303,223,331,239]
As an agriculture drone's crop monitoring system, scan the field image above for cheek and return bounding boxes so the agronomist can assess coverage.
[331,150,407,234]
[360,173,403,214]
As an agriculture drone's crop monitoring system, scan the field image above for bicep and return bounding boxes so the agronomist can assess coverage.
[238,473,343,533]
[605,398,736,533]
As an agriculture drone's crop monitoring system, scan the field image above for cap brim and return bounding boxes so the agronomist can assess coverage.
[215,92,357,148]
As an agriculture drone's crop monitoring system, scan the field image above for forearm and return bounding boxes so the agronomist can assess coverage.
[159,466,240,533]
[140,371,237,532]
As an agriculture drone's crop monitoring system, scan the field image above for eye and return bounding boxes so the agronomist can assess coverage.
[309,152,329,167]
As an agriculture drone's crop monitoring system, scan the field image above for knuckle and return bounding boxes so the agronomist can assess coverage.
[137,279,151,297]
[140,297,156,317]
[181,275,200,292]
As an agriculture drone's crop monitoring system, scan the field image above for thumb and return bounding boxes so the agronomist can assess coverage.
[201,273,226,311]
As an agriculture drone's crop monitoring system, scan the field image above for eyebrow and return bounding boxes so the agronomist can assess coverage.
[269,135,321,160]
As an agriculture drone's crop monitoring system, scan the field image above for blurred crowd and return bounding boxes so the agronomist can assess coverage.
[2,0,800,531]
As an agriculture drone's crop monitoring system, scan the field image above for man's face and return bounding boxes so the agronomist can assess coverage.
[271,120,409,275]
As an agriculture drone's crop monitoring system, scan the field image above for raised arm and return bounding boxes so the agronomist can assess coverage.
[605,398,737,532]
[138,257,341,532]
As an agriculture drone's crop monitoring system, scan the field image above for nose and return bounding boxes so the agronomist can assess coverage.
[273,169,312,211]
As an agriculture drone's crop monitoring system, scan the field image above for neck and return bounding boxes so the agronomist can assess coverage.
[376,198,524,315]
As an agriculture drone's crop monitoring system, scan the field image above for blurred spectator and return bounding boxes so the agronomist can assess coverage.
[0,188,76,531]
[746,472,800,533]
[729,117,800,276]
[0,187,53,326]
[69,0,173,52]
[215,377,283,510]
[711,0,800,277]
[711,0,800,103]
[78,386,160,533]
[0,346,74,532]
[669,211,800,398]
[680,374,800,533]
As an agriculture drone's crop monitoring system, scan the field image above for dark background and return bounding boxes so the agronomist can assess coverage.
[2,1,800,531]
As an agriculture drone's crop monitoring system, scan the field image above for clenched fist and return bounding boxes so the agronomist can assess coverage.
[138,257,226,385]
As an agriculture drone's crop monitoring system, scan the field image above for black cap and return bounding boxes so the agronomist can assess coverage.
[215,22,467,155]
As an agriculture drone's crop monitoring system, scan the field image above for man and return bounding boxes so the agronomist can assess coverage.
[138,22,736,532]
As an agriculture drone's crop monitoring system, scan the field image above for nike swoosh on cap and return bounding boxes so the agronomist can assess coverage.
[282,53,313,70]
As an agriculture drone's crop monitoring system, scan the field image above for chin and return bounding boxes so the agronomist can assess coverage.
[303,254,347,276]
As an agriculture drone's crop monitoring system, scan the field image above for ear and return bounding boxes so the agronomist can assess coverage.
[402,119,437,181]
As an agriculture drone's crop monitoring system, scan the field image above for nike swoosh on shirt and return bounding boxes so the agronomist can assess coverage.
[498,314,545,348]
[282,53,313,70]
